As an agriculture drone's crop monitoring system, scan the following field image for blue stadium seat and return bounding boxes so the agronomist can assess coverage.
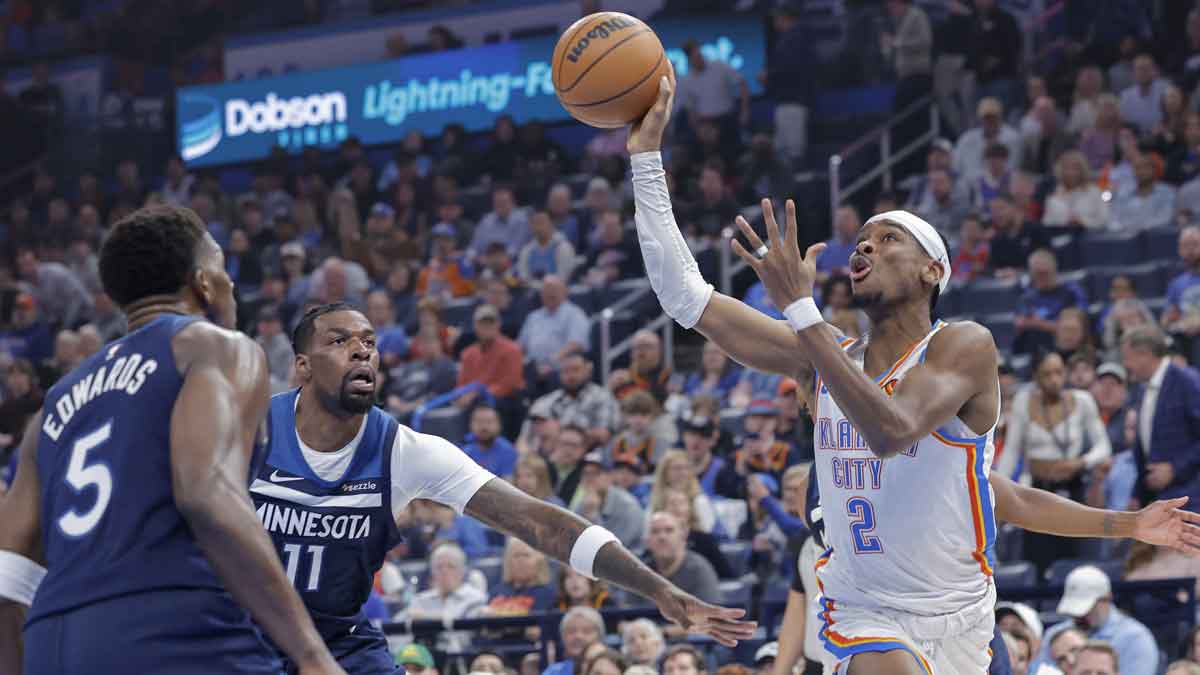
[981,313,1016,351]
[960,278,1020,317]
[1124,262,1168,299]
[443,297,479,330]
[1081,231,1142,267]
[568,284,597,313]
[719,579,752,608]
[993,523,1024,563]
[993,560,1036,593]
[1044,558,1124,585]
[473,556,504,589]
[1144,227,1178,262]
[935,285,963,319]
[718,542,751,578]
[419,407,467,445]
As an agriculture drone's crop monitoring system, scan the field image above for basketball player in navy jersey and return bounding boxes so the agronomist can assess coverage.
[255,303,755,673]
[0,205,346,674]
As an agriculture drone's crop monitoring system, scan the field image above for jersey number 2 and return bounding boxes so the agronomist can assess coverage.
[846,497,882,554]
[58,421,114,538]
[282,543,325,591]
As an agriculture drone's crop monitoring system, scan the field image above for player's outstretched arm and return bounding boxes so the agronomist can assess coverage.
[170,325,344,675]
[991,472,1200,554]
[627,75,814,387]
[0,413,47,675]
[465,477,756,646]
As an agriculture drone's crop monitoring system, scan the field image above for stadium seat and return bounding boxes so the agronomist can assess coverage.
[1081,231,1142,267]
[719,409,744,437]
[419,407,467,445]
[443,297,479,329]
[713,498,748,539]
[960,278,1020,317]
[1144,227,1178,262]
[1124,261,1168,299]
[718,542,751,578]
[981,313,1016,352]
[568,284,597,314]
[719,579,752,608]
[993,560,1036,593]
[1044,558,1124,586]
[935,285,962,318]
[473,556,504,589]
[993,522,1024,563]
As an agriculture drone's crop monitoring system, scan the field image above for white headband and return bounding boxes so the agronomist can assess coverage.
[864,210,950,294]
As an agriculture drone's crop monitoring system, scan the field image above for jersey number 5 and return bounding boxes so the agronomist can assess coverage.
[846,497,882,554]
[58,421,114,538]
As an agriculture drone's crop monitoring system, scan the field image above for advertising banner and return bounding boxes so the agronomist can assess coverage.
[178,14,764,167]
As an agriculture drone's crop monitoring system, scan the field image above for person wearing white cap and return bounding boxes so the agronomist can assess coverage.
[625,76,1200,675]
[753,641,779,675]
[1029,566,1158,675]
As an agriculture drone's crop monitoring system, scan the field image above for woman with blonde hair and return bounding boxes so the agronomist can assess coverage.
[556,567,612,610]
[1043,150,1109,229]
[478,537,556,639]
[512,453,564,507]
[647,450,717,533]
[1068,66,1105,136]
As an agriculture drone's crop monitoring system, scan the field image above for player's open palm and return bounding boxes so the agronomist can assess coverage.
[1133,496,1200,554]
[732,199,826,312]
[655,586,757,647]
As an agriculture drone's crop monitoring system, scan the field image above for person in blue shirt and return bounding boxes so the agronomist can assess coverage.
[1163,226,1200,338]
[814,205,860,284]
[1014,248,1087,355]
[1029,565,1159,675]
[365,290,408,368]
[462,405,518,478]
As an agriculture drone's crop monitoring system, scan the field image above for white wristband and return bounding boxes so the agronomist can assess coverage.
[783,297,823,333]
[0,550,46,606]
[569,525,619,580]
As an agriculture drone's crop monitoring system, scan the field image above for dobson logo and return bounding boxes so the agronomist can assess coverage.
[179,93,222,161]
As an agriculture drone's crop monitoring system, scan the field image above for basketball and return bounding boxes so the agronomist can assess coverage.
[552,12,673,129]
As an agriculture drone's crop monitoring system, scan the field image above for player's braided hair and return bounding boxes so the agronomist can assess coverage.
[99,204,208,307]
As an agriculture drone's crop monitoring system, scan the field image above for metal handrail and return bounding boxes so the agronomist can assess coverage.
[828,94,939,234]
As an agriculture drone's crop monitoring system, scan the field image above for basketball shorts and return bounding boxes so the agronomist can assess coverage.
[24,588,283,675]
[819,584,996,674]
[282,614,398,675]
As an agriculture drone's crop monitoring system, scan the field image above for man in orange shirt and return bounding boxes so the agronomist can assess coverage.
[417,223,475,299]
[458,304,525,436]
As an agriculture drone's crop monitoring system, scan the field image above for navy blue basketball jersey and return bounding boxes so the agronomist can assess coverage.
[251,389,401,637]
[28,314,228,624]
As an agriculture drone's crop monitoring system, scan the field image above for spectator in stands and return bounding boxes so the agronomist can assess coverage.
[513,452,563,508]
[517,275,588,392]
[643,512,721,606]
[413,500,489,559]
[989,194,1046,278]
[85,291,123,343]
[476,242,520,292]
[1151,85,1188,157]
[1022,96,1076,176]
[1111,154,1177,231]
[1045,626,1088,674]
[160,155,193,206]
[15,246,93,330]
[1091,362,1131,454]
[1033,566,1157,675]
[226,229,264,290]
[815,206,860,285]
[470,184,531,257]
[1074,641,1120,675]
[431,198,475,254]
[75,325,102,361]
[608,391,677,478]
[516,121,568,199]
[557,568,612,610]
[609,330,671,405]
[0,359,42,453]
[385,334,457,422]
[364,289,408,369]
[581,649,625,675]
[546,183,581,250]
[1102,298,1154,364]
[763,3,813,164]
[679,412,725,498]
[743,278,784,320]
[309,256,369,307]
[819,275,869,337]
[457,304,523,418]
[478,538,556,639]
[1055,307,1097,362]
[1043,150,1110,231]
[954,97,1022,180]
[417,223,475,300]
[715,401,797,499]
[395,644,438,675]
[470,653,505,675]
[655,487,733,579]
[661,645,707,675]
[1080,94,1123,172]
[678,39,749,147]
[968,143,1014,211]
[913,168,971,234]
[680,163,739,241]
[1165,227,1200,338]
[951,211,990,282]
[881,0,933,157]
[530,351,619,449]
[996,601,1045,658]
[683,341,740,406]
[902,138,962,206]
[255,307,292,395]
[36,329,78,388]
[1167,661,1200,675]
[1007,350,1111,568]
[620,619,665,668]
[541,608,606,675]
[481,115,520,183]
[1068,352,1099,390]
[584,209,640,287]
[516,210,576,282]
[462,405,517,479]
[737,133,796,207]
[573,450,645,548]
[1,293,52,365]
[1015,249,1087,355]
[1122,325,1200,509]
[966,0,1022,109]
[1120,54,1169,136]
[550,424,589,505]
[1168,113,1200,186]
[648,450,719,535]
[477,277,526,341]
[1069,66,1106,136]
[399,543,487,624]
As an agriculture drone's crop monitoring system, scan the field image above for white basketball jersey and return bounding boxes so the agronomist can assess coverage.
[812,321,999,617]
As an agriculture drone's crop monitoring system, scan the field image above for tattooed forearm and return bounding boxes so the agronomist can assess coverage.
[464,478,670,602]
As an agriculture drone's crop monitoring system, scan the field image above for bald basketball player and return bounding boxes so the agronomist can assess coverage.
[625,76,1199,674]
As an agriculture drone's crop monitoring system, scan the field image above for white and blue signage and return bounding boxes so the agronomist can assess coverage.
[178,15,764,167]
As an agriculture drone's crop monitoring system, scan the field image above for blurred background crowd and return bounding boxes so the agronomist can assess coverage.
[7,0,1200,674]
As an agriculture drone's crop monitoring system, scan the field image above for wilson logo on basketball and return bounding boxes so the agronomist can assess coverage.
[565,16,638,63]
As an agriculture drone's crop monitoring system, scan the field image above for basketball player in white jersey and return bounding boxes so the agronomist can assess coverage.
[626,76,1072,673]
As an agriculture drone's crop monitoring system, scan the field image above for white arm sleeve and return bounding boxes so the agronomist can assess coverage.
[391,426,496,521]
[631,151,714,329]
